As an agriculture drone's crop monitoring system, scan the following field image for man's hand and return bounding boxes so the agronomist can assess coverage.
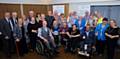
[80,27,83,30]
[44,39,48,43]
[32,30,37,33]
[0,32,2,35]
[5,36,9,39]
[95,32,98,36]
[83,36,86,39]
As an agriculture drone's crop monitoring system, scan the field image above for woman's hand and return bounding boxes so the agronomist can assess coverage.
[109,35,114,39]
[71,34,80,38]
[32,30,37,33]
[70,35,74,37]
[16,39,20,42]
[111,35,119,39]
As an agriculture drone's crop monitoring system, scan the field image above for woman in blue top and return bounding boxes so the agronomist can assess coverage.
[95,18,109,56]
[52,20,60,47]
[75,16,86,34]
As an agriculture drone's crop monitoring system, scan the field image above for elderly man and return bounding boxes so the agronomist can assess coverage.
[38,20,59,55]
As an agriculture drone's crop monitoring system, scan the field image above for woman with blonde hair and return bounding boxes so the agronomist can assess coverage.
[14,18,28,56]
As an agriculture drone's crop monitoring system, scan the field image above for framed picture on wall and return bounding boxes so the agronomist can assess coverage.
[53,5,65,15]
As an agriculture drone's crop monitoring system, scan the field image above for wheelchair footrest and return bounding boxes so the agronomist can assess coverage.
[78,51,90,57]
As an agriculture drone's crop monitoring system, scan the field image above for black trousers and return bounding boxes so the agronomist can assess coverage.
[17,38,28,56]
[2,39,12,57]
[0,36,3,51]
[71,38,79,51]
[53,35,60,47]
[96,40,106,55]
[29,35,37,51]
[107,40,117,59]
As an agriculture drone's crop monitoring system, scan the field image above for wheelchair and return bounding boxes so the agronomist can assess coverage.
[36,39,44,55]
[78,37,96,58]
[36,38,58,57]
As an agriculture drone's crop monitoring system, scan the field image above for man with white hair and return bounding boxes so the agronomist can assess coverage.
[38,20,59,55]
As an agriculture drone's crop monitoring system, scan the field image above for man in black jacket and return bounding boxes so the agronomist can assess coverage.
[0,12,12,57]
[45,11,55,29]
[10,12,18,53]
[0,19,3,51]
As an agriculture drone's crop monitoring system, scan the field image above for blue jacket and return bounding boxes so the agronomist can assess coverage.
[95,23,109,41]
[75,18,86,33]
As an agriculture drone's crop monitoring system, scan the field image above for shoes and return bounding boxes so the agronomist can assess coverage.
[98,54,103,56]
[78,51,90,57]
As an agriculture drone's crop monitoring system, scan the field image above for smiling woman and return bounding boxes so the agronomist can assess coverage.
[0,0,120,59]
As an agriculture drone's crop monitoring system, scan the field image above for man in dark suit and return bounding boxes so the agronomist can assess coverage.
[10,12,18,53]
[11,12,18,27]
[0,19,3,51]
[27,10,35,21]
[80,24,96,54]
[0,12,12,57]
[45,11,55,29]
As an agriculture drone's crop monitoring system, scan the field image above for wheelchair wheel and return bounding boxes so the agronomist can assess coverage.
[36,40,44,55]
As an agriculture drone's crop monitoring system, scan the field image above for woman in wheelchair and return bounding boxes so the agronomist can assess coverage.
[59,22,70,51]
[78,24,96,57]
[67,24,80,53]
[37,21,59,56]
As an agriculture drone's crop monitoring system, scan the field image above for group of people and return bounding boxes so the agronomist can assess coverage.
[0,10,120,59]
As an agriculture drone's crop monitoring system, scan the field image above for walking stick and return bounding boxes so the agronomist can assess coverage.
[16,39,20,59]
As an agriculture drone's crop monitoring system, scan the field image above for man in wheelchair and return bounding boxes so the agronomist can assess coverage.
[37,20,59,56]
[78,24,96,57]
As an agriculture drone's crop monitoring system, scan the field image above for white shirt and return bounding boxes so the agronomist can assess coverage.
[5,18,13,31]
[86,31,89,37]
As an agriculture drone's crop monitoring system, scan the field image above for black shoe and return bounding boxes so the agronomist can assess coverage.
[6,55,11,58]
[54,50,59,54]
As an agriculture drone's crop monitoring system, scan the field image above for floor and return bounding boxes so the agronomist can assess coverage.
[0,47,120,59]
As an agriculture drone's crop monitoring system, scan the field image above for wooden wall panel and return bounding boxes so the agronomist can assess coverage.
[0,4,52,19]
[0,4,20,19]
[65,4,69,17]
[23,4,49,16]
[47,5,52,12]
[0,3,69,19]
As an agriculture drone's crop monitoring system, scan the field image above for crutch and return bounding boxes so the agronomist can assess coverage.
[15,40,21,59]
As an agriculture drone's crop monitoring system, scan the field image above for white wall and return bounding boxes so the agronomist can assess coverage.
[69,1,120,16]
[51,0,120,16]
[69,3,90,16]
[52,0,116,4]
[0,0,52,4]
